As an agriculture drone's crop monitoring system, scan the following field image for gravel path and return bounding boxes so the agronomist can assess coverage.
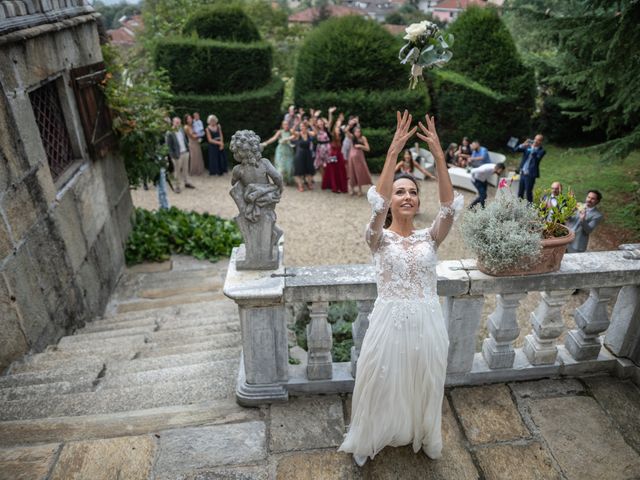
[130,173,481,267]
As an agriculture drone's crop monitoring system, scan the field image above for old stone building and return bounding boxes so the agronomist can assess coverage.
[0,0,132,371]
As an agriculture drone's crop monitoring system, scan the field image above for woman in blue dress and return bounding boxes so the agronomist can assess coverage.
[206,114,228,176]
[261,120,294,185]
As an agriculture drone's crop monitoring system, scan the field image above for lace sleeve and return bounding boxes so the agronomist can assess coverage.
[428,192,464,247]
[365,185,390,252]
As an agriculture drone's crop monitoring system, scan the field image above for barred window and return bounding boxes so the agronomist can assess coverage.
[29,81,75,181]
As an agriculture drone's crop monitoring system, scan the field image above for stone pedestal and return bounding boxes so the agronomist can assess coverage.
[482,293,526,369]
[524,290,571,365]
[234,219,280,271]
[224,246,288,406]
[605,285,640,364]
[306,301,332,380]
[444,295,485,374]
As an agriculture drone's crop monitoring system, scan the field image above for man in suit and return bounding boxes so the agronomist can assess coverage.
[166,117,194,193]
[515,134,545,202]
[566,190,604,253]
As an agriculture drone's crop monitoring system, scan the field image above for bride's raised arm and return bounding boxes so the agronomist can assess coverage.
[417,114,461,247]
[365,110,417,251]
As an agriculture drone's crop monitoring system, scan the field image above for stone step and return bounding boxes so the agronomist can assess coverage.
[98,299,237,323]
[99,359,237,390]
[0,365,101,389]
[0,397,257,446]
[52,334,149,353]
[114,292,226,315]
[137,336,241,359]
[80,309,237,334]
[0,378,95,402]
[150,322,240,342]
[107,347,240,376]
[0,369,237,421]
[7,354,106,376]
[58,326,155,345]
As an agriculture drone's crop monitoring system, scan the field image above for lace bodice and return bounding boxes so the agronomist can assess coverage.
[365,186,463,301]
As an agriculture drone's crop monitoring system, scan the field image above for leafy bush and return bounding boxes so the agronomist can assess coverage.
[125,207,242,265]
[172,77,285,141]
[367,156,386,174]
[294,16,407,98]
[296,88,429,130]
[461,189,542,274]
[429,69,528,148]
[535,95,600,143]
[183,5,261,43]
[154,38,272,94]
[362,128,392,159]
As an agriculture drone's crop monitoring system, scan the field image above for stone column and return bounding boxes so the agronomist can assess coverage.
[444,295,485,374]
[565,287,619,361]
[306,301,333,380]
[523,291,571,365]
[482,293,526,369]
[224,246,289,406]
[351,299,374,377]
[605,285,640,363]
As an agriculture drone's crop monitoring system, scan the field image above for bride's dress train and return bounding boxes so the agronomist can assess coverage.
[338,186,463,461]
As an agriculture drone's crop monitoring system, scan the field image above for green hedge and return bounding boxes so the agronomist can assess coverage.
[183,5,261,43]
[172,77,285,143]
[362,128,392,159]
[154,38,272,95]
[294,16,407,98]
[429,70,529,149]
[296,88,430,130]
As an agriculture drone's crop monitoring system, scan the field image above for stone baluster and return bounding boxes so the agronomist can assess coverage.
[605,285,640,364]
[306,301,333,380]
[444,295,485,374]
[350,299,374,377]
[523,291,572,365]
[565,287,619,360]
[482,293,526,369]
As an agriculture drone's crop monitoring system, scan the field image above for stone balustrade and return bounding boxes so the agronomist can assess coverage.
[224,249,640,406]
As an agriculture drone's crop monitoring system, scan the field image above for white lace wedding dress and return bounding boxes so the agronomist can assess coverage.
[338,185,463,461]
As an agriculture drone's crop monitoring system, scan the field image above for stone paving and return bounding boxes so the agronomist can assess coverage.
[0,257,639,479]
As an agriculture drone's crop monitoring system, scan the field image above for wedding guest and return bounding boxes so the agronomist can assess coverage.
[566,190,604,253]
[515,134,546,203]
[456,137,471,167]
[321,117,349,193]
[184,114,205,176]
[342,116,359,162]
[313,107,336,173]
[444,143,458,168]
[205,115,227,176]
[469,162,505,208]
[469,140,491,168]
[261,120,294,185]
[165,117,195,193]
[395,149,435,179]
[192,112,205,142]
[346,124,373,196]
[290,122,316,192]
[284,105,296,130]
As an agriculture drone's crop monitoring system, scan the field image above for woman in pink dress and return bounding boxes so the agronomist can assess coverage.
[184,114,205,176]
[346,125,373,196]
[321,118,349,193]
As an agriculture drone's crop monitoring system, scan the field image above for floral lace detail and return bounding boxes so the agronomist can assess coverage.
[367,185,387,214]
[437,192,464,220]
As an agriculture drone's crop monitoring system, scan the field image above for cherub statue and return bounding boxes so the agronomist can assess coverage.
[229,130,283,269]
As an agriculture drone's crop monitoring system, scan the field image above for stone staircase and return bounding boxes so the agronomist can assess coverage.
[0,256,257,447]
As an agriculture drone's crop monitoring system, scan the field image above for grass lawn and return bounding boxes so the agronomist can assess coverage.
[503,144,640,240]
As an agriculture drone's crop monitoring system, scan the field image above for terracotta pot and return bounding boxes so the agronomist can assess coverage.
[477,225,575,277]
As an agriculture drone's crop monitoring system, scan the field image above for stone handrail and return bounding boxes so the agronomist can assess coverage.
[225,249,640,406]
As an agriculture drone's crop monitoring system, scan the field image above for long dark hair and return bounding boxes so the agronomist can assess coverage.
[384,173,421,228]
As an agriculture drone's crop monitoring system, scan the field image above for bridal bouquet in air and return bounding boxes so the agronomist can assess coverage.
[399,21,453,89]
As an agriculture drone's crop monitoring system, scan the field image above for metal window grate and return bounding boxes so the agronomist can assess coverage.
[30,81,75,181]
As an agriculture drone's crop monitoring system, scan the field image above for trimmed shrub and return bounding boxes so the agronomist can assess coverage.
[183,5,261,43]
[362,128,392,159]
[429,69,533,149]
[294,16,407,99]
[172,77,285,142]
[447,6,535,105]
[296,88,430,130]
[367,156,386,174]
[154,38,272,94]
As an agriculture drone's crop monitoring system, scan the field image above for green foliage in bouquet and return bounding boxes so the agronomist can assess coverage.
[461,189,542,274]
[183,5,261,43]
[154,38,273,95]
[125,207,242,265]
[294,16,407,97]
[533,187,578,239]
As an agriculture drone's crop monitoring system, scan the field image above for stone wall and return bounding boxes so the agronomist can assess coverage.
[0,12,133,370]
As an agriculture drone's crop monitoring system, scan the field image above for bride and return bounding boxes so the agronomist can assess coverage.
[338,111,462,465]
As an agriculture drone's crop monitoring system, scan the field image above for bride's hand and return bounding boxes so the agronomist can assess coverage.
[417,114,444,161]
[388,110,417,157]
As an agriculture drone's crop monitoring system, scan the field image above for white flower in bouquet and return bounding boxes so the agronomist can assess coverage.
[399,20,453,89]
